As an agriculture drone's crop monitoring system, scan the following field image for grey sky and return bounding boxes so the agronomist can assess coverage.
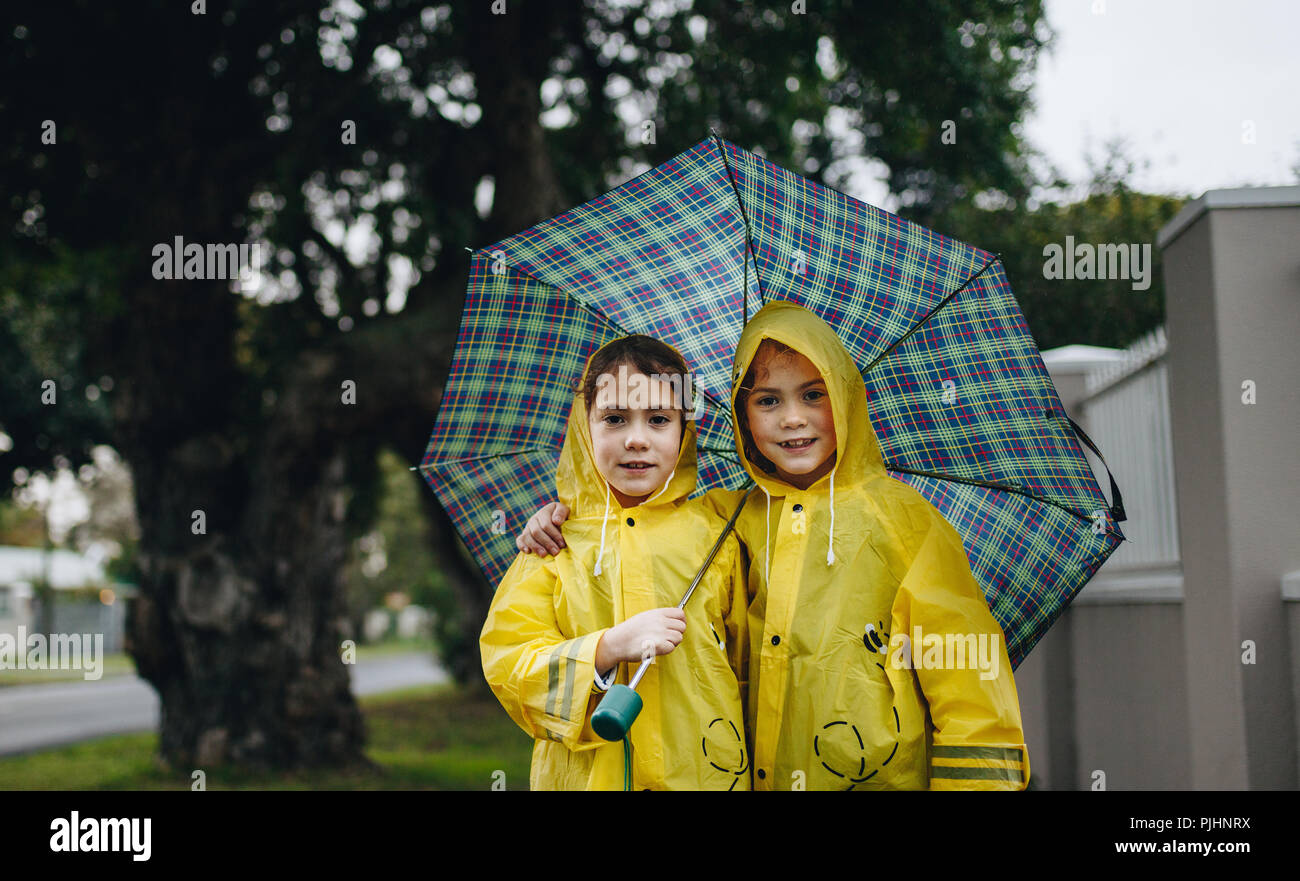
[1026,0,1300,197]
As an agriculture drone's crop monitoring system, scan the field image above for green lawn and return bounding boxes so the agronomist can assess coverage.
[0,683,535,790]
[0,650,139,687]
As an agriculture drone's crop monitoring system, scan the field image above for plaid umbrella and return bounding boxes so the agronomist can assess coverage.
[420,133,1126,669]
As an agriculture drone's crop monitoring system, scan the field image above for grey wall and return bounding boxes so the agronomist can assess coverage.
[1163,196,1300,789]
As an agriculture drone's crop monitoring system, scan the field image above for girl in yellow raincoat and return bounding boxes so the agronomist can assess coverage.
[518,304,1030,791]
[717,301,1029,790]
[480,335,750,790]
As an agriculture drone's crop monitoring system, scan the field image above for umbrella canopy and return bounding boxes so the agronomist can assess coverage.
[420,133,1126,669]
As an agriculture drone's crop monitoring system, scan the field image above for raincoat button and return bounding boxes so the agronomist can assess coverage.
[792,504,803,512]
[771,635,780,646]
[756,769,766,780]
[626,517,635,526]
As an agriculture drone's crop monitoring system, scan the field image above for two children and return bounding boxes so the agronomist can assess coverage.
[511,303,1030,790]
[479,335,750,790]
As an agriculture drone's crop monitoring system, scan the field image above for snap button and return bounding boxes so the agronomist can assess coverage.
[771,635,780,646]
[792,504,803,512]
[626,517,635,526]
[756,769,766,780]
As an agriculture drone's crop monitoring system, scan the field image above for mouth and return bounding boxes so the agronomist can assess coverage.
[618,462,656,472]
[777,438,816,450]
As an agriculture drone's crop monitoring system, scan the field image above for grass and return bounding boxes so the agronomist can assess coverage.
[0,650,139,687]
[0,683,535,790]
[0,638,434,688]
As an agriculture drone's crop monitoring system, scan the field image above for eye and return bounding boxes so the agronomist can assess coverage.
[602,414,624,426]
[804,389,827,402]
[649,413,673,426]
[756,395,778,407]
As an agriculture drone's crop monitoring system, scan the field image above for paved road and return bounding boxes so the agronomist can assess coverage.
[0,652,449,757]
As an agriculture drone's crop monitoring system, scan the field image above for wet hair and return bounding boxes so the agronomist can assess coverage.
[581,335,692,420]
[733,339,798,475]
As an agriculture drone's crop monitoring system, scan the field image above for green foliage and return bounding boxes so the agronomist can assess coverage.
[0,496,46,547]
[934,143,1187,350]
[342,449,445,636]
[1,0,1060,681]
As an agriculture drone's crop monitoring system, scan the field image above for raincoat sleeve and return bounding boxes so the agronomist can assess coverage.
[888,512,1031,791]
[480,552,611,752]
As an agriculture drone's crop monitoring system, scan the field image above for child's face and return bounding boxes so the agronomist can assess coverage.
[743,346,837,490]
[587,367,684,507]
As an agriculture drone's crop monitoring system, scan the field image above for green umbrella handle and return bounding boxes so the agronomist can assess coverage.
[592,683,644,741]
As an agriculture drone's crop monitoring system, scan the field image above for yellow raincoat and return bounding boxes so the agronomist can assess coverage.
[706,301,1030,790]
[480,342,750,790]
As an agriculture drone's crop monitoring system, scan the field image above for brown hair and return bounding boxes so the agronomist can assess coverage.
[733,339,797,475]
[581,335,692,419]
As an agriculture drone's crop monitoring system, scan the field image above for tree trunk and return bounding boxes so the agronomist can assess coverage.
[119,278,372,770]
[114,1,572,768]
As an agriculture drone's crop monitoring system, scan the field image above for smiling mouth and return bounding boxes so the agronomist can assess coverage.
[778,438,815,450]
[619,462,656,471]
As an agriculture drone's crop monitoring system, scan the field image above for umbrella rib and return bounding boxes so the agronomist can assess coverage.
[863,253,1003,374]
[421,446,557,467]
[460,257,740,418]
[885,464,1116,532]
[711,131,764,322]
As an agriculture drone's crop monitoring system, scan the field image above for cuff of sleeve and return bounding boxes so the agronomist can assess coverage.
[929,743,1029,790]
[593,665,617,692]
[531,630,611,750]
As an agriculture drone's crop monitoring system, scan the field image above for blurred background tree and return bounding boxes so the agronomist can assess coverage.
[0,0,1179,770]
[940,139,1185,350]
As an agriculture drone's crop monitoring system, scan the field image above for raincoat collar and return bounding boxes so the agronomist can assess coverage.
[556,339,699,518]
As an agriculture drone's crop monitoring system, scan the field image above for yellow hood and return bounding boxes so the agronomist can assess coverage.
[729,301,887,564]
[556,339,699,519]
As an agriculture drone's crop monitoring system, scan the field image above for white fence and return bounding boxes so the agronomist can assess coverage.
[1078,326,1182,573]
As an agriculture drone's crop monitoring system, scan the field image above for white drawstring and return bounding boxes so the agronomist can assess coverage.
[643,469,676,505]
[826,471,836,565]
[592,469,675,577]
[763,487,771,586]
[593,481,611,576]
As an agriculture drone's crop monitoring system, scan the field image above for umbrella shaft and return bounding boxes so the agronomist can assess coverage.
[628,657,652,689]
[625,484,756,694]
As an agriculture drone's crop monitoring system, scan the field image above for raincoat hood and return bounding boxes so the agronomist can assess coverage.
[730,300,886,566]
[557,339,699,517]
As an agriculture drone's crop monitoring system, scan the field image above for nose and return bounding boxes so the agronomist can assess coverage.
[778,404,807,429]
[624,423,650,450]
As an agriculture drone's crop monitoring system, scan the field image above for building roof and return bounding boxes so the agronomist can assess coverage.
[1157,185,1300,250]
[1040,344,1126,373]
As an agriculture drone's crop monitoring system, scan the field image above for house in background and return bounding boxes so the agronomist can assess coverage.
[0,545,134,654]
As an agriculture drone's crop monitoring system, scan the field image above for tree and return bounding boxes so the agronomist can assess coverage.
[1,0,1050,769]
[934,140,1186,351]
